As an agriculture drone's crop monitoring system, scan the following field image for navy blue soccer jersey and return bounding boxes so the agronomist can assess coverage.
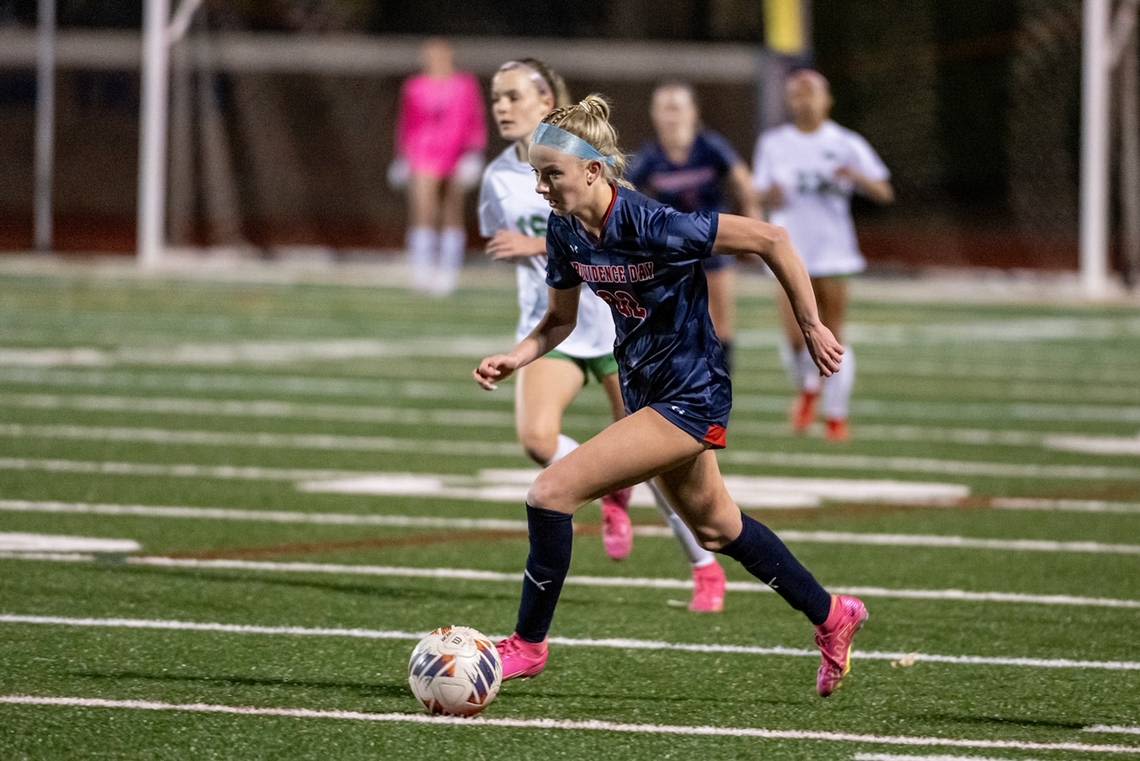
[545,186,732,447]
[626,130,742,214]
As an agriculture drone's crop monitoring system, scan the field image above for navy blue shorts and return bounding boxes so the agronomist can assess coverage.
[701,254,736,273]
[648,401,728,449]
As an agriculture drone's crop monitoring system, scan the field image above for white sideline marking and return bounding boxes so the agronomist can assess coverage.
[0,614,1138,672]
[1085,726,1140,736]
[0,480,1132,556]
[301,469,968,509]
[0,423,523,457]
[5,422,1138,481]
[838,315,1140,344]
[0,337,508,367]
[723,449,1140,481]
[0,460,967,511]
[1044,435,1140,456]
[0,392,1077,449]
[0,697,1136,755]
[853,755,1045,761]
[2,366,1140,424]
[0,533,139,553]
[2,549,1136,610]
[0,499,532,531]
[773,531,1140,556]
[991,498,1140,515]
[2,316,1139,367]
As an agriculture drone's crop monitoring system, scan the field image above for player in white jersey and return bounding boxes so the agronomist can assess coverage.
[479,58,727,612]
[752,69,894,441]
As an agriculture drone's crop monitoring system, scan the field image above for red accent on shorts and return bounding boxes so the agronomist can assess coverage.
[703,424,727,448]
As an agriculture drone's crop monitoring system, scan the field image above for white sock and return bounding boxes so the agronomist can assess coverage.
[546,434,579,465]
[797,347,822,394]
[407,226,437,291]
[647,480,716,567]
[822,345,855,421]
[436,226,466,295]
[778,338,803,390]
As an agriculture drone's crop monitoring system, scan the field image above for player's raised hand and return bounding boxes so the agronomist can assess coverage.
[802,322,844,377]
[486,230,541,260]
[473,353,520,390]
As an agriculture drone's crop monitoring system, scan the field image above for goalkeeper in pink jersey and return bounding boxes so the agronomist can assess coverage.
[392,38,487,296]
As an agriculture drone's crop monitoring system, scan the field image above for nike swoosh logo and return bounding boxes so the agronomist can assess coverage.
[524,568,551,591]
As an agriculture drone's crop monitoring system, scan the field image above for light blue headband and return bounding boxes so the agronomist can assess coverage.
[532,122,616,166]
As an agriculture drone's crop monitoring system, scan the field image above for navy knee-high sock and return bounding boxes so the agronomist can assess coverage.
[717,512,832,625]
[515,504,574,643]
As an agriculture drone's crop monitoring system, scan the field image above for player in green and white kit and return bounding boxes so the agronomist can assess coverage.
[478,58,727,612]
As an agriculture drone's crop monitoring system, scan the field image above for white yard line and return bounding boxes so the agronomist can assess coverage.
[1085,726,1140,736]
[0,337,509,367]
[853,755,1046,761]
[0,533,139,553]
[991,498,1140,515]
[0,696,1135,755]
[1044,435,1140,457]
[1,366,1138,423]
[721,449,1140,481]
[0,481,1134,555]
[1,548,1136,610]
[0,392,1064,448]
[0,614,1138,672]
[4,423,1138,480]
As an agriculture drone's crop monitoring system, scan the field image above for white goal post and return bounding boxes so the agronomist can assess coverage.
[1080,0,1140,298]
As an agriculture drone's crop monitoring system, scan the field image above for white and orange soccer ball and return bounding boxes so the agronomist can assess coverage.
[407,626,502,717]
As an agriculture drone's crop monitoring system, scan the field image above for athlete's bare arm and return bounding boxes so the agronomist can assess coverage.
[474,286,581,390]
[712,213,844,376]
[486,230,548,260]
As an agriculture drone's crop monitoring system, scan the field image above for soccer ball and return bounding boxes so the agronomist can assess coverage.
[408,626,502,717]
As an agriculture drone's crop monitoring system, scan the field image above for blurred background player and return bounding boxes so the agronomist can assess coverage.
[752,69,894,441]
[474,94,866,695]
[479,59,727,612]
[392,38,487,296]
[627,82,762,374]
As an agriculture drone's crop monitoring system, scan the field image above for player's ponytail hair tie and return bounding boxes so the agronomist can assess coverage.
[532,122,616,166]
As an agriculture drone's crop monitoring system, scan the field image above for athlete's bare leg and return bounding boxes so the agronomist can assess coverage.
[600,371,626,423]
[514,357,586,465]
[526,407,705,515]
[813,276,854,438]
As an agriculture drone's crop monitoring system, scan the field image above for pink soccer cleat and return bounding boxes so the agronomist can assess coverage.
[814,594,869,697]
[496,633,549,681]
[688,561,726,613]
[601,487,634,561]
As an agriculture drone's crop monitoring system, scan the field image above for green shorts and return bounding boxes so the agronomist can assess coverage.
[547,349,619,385]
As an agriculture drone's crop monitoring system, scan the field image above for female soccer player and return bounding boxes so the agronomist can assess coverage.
[628,82,762,373]
[478,59,727,613]
[393,38,486,296]
[474,94,868,697]
[752,69,894,441]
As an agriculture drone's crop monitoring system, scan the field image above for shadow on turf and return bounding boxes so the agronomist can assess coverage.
[87,563,700,613]
[69,668,409,699]
[87,563,521,603]
[909,711,1086,731]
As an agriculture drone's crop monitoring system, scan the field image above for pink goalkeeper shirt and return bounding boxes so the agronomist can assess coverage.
[396,72,487,177]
